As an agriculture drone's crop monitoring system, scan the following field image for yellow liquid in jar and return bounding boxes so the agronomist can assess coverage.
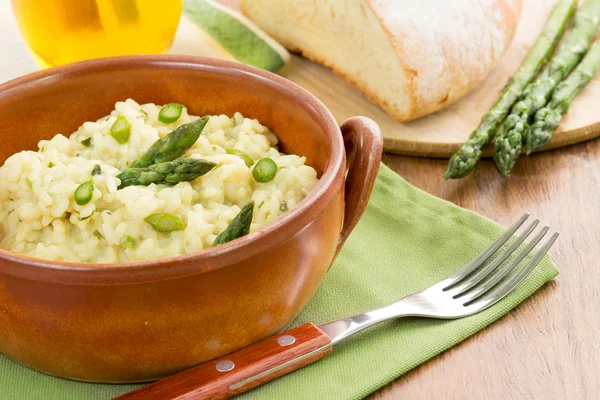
[12,0,182,68]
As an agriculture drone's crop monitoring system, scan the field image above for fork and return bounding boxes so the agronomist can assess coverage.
[117,213,559,400]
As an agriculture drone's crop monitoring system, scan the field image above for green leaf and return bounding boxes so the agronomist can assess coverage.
[91,164,102,176]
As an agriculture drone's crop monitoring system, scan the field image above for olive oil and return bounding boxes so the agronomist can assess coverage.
[11,0,182,68]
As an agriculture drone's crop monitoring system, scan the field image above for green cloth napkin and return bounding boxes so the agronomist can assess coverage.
[0,164,558,400]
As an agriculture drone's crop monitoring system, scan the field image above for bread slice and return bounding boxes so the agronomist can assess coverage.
[241,0,521,122]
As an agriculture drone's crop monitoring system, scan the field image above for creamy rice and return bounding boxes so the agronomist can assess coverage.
[0,99,318,263]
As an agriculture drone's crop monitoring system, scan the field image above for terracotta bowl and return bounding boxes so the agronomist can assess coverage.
[0,56,382,383]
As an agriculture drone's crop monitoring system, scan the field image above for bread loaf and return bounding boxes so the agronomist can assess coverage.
[241,0,521,122]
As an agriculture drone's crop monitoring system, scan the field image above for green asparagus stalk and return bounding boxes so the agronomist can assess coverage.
[444,0,576,179]
[131,116,209,168]
[117,158,217,188]
[494,0,600,176]
[528,39,600,151]
[213,201,255,246]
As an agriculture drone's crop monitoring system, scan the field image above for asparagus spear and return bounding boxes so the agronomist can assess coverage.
[117,158,217,188]
[444,0,576,179]
[213,201,255,246]
[131,116,209,168]
[494,0,600,176]
[528,39,600,151]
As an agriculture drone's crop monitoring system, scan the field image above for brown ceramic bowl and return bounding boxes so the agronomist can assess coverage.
[0,56,382,383]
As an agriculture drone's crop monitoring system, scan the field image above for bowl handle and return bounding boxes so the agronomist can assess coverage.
[335,117,383,257]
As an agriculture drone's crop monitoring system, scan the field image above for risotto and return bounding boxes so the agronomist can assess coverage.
[0,99,318,263]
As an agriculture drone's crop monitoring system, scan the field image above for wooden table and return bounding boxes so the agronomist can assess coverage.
[375,140,600,399]
[1,2,598,399]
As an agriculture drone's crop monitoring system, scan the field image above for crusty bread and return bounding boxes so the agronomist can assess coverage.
[241,0,521,122]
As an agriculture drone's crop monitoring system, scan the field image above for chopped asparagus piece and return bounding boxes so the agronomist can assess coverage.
[158,103,184,123]
[74,180,94,205]
[252,157,278,182]
[144,212,186,233]
[226,147,254,167]
[120,235,138,249]
[110,116,131,144]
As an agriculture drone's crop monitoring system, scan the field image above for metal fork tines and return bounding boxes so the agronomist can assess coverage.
[319,213,559,345]
[440,212,559,309]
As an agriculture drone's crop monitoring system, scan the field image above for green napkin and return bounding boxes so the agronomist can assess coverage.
[0,164,558,400]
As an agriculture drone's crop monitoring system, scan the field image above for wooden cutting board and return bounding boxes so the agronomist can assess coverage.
[214,0,600,158]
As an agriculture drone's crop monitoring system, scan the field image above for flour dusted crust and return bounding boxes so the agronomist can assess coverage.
[367,0,521,120]
[241,0,521,122]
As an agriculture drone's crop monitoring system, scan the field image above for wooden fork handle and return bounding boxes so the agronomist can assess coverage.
[114,323,332,400]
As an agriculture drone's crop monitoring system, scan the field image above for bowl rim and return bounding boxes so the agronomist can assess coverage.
[0,55,345,285]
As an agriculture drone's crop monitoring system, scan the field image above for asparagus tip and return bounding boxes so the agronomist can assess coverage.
[444,149,480,179]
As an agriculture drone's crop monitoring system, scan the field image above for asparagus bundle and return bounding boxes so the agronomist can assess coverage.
[117,158,217,189]
[528,39,600,151]
[444,0,576,179]
[493,0,600,176]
